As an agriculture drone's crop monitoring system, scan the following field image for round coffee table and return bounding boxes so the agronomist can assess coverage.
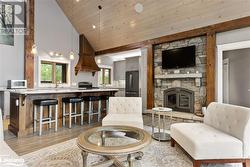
[77,126,151,167]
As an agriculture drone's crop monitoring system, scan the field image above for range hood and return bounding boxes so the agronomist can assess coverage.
[75,34,100,75]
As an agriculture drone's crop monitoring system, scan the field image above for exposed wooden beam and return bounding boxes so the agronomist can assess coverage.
[206,32,216,105]
[24,0,35,88]
[95,16,250,56]
[147,45,154,109]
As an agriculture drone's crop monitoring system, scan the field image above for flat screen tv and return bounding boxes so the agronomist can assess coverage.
[162,45,196,69]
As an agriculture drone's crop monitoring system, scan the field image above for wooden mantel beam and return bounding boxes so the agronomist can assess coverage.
[24,0,35,88]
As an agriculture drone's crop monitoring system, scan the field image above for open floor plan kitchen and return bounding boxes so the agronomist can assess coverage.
[1,0,250,167]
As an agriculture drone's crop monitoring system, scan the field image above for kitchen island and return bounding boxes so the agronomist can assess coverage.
[8,88,118,137]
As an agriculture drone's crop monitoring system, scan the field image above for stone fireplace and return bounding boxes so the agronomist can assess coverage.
[154,36,207,113]
[164,87,194,113]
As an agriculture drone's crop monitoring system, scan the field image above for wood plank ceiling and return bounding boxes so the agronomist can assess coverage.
[56,0,250,51]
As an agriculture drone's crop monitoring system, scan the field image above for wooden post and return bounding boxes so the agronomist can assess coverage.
[206,32,216,105]
[147,45,154,109]
[24,0,35,88]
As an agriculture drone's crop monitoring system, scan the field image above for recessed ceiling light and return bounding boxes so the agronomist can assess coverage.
[76,0,80,2]
[92,25,96,29]
[134,3,143,13]
[49,51,54,56]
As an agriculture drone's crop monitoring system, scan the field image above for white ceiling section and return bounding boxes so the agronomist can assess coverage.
[95,49,141,62]
[56,0,250,51]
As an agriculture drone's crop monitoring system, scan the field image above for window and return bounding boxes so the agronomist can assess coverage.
[41,61,67,84]
[98,68,111,85]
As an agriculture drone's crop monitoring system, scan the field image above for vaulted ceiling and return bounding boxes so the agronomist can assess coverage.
[56,0,250,51]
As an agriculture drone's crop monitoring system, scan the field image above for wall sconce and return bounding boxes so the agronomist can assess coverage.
[31,44,38,55]
[69,51,75,60]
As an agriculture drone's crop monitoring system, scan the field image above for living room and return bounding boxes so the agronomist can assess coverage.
[0,0,250,167]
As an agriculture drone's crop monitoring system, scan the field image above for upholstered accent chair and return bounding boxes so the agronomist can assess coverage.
[102,97,143,129]
[0,108,23,165]
[170,102,250,167]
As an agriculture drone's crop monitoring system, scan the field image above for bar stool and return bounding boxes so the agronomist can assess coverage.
[62,97,84,128]
[82,96,101,124]
[101,95,109,114]
[33,99,58,136]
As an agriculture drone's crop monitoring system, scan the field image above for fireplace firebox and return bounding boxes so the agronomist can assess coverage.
[164,87,194,113]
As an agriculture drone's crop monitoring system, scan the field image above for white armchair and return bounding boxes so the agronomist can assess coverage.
[170,102,250,167]
[102,97,144,129]
[0,108,22,165]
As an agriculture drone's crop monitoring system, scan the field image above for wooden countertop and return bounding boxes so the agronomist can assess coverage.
[8,88,119,95]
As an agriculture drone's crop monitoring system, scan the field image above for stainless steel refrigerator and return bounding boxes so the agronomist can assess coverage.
[125,71,139,97]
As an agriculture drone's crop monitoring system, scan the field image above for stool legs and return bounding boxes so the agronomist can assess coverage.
[69,103,72,129]
[81,102,84,125]
[39,106,43,136]
[88,101,92,124]
[98,100,101,122]
[49,106,52,129]
[33,105,37,133]
[74,103,77,124]
[55,105,58,132]
[62,103,66,127]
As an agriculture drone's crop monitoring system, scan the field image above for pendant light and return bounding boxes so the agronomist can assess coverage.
[69,1,75,60]
[31,44,38,55]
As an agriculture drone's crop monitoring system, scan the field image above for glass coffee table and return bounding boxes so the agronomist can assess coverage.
[77,126,151,167]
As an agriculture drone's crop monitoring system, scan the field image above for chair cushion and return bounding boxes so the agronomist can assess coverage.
[102,114,143,129]
[62,97,82,103]
[170,123,243,160]
[82,96,100,101]
[0,141,19,158]
[33,99,58,106]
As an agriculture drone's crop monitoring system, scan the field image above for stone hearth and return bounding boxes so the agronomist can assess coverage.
[154,36,207,113]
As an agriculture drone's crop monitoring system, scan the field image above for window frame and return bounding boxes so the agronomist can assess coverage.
[38,57,71,88]
[98,66,112,86]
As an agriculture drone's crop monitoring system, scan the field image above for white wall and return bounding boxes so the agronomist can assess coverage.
[35,0,96,87]
[223,49,250,107]
[216,27,250,101]
[0,35,24,87]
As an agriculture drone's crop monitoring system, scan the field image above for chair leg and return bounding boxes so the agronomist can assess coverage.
[62,103,66,127]
[106,99,109,114]
[98,100,101,122]
[88,101,92,124]
[49,106,52,129]
[74,103,77,124]
[170,138,175,147]
[243,159,250,167]
[193,160,201,167]
[69,103,72,128]
[39,106,43,136]
[80,102,84,125]
[33,105,37,133]
[55,105,58,132]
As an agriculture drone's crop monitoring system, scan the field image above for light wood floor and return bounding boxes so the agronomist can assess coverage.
[4,114,153,156]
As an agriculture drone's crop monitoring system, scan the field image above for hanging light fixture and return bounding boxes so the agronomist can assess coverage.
[31,44,38,55]
[69,1,75,60]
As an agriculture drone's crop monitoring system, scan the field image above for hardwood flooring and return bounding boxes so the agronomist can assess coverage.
[3,114,153,156]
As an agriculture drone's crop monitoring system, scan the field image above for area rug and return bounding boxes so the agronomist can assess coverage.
[21,126,242,167]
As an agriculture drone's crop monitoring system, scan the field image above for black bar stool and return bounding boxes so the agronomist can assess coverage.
[33,99,58,136]
[82,96,101,124]
[62,97,84,128]
[101,95,109,114]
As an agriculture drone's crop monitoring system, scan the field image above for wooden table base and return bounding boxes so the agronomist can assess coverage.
[81,151,143,167]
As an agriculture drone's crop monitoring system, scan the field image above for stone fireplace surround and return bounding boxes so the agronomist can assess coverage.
[154,36,207,113]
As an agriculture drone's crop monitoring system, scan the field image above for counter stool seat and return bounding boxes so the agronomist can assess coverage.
[62,97,83,104]
[62,97,84,128]
[33,99,58,136]
[82,96,101,124]
[33,99,58,106]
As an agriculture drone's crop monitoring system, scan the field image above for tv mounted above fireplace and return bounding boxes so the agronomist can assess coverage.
[162,45,196,69]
